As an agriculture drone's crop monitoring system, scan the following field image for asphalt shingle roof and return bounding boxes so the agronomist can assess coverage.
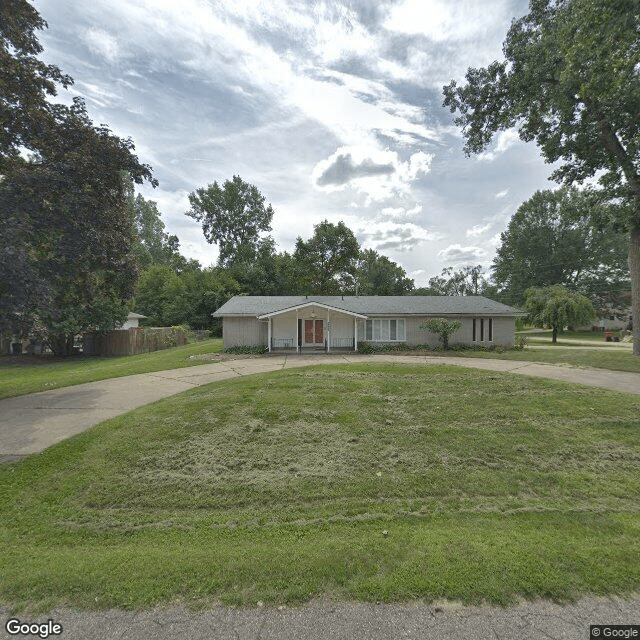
[213,296,523,317]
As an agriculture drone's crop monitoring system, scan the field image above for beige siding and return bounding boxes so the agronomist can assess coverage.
[222,317,267,348]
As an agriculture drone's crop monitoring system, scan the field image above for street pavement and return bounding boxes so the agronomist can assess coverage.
[1,596,639,640]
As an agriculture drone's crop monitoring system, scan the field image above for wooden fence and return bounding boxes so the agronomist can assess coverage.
[83,327,188,357]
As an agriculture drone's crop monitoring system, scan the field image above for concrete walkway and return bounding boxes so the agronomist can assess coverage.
[1,353,639,459]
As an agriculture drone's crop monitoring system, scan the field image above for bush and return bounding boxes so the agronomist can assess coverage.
[223,345,268,355]
[358,342,408,354]
[514,335,528,350]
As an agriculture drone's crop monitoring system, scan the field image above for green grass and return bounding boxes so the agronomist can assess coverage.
[455,345,640,373]
[0,338,224,400]
[1,363,639,611]
[524,329,630,346]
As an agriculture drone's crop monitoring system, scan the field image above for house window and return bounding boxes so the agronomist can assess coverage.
[365,318,405,342]
[473,317,493,342]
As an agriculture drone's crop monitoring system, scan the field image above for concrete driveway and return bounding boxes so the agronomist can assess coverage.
[1,353,639,459]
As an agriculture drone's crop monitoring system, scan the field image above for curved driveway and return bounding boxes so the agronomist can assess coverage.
[1,353,639,459]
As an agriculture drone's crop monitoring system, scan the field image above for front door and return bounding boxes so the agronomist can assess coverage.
[304,319,324,345]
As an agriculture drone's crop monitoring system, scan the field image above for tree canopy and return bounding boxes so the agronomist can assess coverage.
[186,176,274,268]
[293,220,361,294]
[524,285,595,343]
[492,187,630,307]
[0,0,156,355]
[443,0,640,354]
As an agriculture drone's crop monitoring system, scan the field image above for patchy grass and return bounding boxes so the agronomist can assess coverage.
[523,329,631,347]
[1,363,639,611]
[0,339,224,400]
[454,345,640,373]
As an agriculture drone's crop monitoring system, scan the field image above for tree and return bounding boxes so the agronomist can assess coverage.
[419,318,462,350]
[186,176,274,268]
[443,0,640,354]
[355,249,414,295]
[420,266,486,296]
[524,285,595,343]
[0,3,156,355]
[130,191,189,273]
[492,188,630,306]
[293,220,360,294]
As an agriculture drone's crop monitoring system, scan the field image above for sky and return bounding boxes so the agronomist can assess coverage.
[33,0,559,287]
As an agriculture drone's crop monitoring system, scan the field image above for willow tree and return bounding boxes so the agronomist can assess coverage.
[443,0,640,354]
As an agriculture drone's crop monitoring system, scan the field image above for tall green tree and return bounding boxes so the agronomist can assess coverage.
[130,192,189,273]
[0,1,156,355]
[524,285,595,343]
[186,176,274,268]
[293,220,360,294]
[492,188,630,306]
[419,265,486,296]
[355,249,414,295]
[443,0,640,354]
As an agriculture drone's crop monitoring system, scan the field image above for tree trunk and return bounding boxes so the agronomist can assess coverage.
[630,225,640,356]
[552,325,558,344]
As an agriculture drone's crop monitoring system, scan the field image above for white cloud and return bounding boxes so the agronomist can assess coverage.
[495,189,509,199]
[81,27,121,62]
[385,0,510,41]
[478,129,520,161]
[359,221,440,252]
[466,223,492,238]
[438,244,487,262]
[312,146,432,202]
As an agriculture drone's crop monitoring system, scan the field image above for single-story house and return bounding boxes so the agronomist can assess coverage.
[116,312,147,330]
[212,296,524,352]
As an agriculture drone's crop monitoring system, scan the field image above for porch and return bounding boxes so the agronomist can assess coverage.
[258,301,366,354]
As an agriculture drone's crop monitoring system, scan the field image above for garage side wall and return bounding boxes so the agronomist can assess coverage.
[222,316,267,349]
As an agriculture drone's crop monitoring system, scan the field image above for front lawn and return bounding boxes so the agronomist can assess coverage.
[456,345,640,373]
[1,364,638,611]
[0,338,224,400]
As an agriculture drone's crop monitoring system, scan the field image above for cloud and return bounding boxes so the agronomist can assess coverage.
[478,129,520,161]
[315,153,395,187]
[81,27,121,62]
[466,223,492,238]
[312,146,432,201]
[438,244,487,262]
[495,189,509,199]
[358,221,438,252]
[378,204,422,220]
[384,0,511,42]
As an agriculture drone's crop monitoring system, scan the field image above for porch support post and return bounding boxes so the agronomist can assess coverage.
[327,311,330,353]
[296,310,299,353]
[268,316,271,353]
[354,317,358,351]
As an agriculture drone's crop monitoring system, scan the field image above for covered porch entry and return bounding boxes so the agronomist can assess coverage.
[258,301,367,353]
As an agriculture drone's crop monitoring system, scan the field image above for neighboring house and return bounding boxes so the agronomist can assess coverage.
[213,296,524,352]
[116,312,147,330]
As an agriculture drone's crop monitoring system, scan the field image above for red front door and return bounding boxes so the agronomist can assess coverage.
[304,319,324,344]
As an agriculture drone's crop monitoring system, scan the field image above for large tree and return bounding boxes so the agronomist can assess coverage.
[186,176,274,268]
[418,265,486,296]
[355,249,414,295]
[524,285,595,343]
[443,0,640,354]
[293,220,360,294]
[0,1,156,355]
[492,188,630,307]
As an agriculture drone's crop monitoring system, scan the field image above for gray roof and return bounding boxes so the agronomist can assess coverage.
[213,296,523,317]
